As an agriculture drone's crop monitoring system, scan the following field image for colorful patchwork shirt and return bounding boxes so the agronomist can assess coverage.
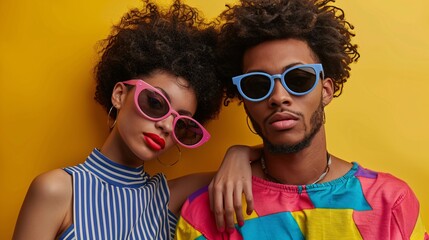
[176,162,428,240]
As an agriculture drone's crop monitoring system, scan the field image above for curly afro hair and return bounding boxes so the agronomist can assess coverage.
[94,0,223,124]
[217,0,360,103]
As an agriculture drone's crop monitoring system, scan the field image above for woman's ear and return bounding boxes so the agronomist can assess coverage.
[111,82,127,109]
[322,78,334,107]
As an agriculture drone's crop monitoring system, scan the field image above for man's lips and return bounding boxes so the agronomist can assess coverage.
[268,112,300,130]
[143,132,165,151]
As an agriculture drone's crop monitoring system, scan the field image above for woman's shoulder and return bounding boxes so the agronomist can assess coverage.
[29,168,72,201]
[13,169,73,240]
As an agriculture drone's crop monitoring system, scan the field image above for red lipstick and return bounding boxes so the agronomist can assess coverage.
[143,132,166,151]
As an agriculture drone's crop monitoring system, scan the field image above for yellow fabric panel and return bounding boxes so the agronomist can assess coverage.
[241,195,260,222]
[175,216,203,240]
[291,208,363,239]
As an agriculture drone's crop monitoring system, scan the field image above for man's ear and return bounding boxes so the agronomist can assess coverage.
[322,78,334,107]
[111,82,128,109]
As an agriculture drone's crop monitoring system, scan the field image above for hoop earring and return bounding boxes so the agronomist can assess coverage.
[157,145,181,167]
[323,111,326,124]
[246,115,258,135]
[107,106,117,130]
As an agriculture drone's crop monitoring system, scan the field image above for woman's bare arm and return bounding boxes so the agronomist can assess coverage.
[13,169,72,240]
[208,145,261,232]
[168,172,214,216]
[169,145,261,232]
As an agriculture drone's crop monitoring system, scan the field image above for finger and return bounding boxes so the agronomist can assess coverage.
[208,181,214,211]
[211,183,226,232]
[223,183,236,232]
[233,186,244,227]
[243,182,254,215]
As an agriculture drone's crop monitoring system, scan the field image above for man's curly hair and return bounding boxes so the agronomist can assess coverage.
[94,0,222,124]
[217,0,360,103]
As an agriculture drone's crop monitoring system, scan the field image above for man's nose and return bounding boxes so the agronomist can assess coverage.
[267,79,292,107]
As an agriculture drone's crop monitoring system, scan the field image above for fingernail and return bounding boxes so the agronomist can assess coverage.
[238,221,244,227]
[227,228,234,233]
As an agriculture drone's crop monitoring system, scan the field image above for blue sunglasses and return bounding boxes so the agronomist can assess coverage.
[232,63,324,102]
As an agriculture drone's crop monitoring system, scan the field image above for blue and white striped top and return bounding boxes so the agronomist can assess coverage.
[59,149,177,240]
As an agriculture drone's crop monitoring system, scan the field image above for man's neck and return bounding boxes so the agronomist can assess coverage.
[258,130,330,185]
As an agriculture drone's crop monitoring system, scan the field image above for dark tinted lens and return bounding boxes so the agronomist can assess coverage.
[174,118,203,146]
[138,89,169,118]
[240,74,271,99]
[284,67,317,93]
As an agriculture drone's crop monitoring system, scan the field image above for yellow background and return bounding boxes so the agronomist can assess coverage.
[1,0,428,238]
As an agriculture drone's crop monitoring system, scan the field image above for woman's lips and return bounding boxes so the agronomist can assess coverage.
[143,132,165,151]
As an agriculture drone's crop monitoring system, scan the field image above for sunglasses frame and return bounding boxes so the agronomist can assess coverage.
[122,79,210,148]
[232,63,324,102]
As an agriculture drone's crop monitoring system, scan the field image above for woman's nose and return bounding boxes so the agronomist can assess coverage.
[155,114,175,135]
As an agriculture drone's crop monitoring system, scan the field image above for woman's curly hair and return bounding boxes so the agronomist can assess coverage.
[217,0,360,103]
[94,0,222,124]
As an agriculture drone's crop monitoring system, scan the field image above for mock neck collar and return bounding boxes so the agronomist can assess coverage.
[82,148,149,188]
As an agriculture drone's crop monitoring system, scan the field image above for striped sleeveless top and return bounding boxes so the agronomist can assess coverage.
[59,149,177,240]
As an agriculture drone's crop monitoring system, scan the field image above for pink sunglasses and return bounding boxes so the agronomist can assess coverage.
[122,79,210,148]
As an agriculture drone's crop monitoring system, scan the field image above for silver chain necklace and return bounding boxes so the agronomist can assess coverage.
[260,153,332,185]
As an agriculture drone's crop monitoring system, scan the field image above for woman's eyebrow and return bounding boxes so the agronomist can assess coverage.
[156,87,193,117]
[156,87,172,103]
[178,110,193,117]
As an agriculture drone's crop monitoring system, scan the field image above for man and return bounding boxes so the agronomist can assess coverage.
[175,0,428,239]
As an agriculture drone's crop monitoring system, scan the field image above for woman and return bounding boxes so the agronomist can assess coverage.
[13,1,255,239]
